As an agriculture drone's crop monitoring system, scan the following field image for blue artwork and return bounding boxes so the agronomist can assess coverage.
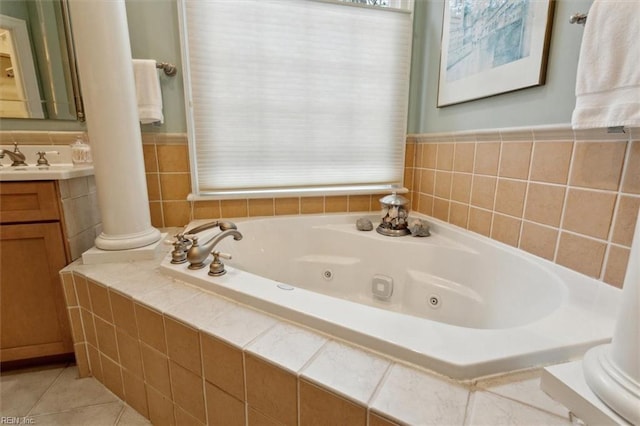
[446,0,534,82]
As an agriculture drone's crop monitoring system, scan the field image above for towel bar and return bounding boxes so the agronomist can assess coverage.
[156,62,177,76]
[569,13,587,25]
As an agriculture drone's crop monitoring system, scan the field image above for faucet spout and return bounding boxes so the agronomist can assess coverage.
[0,143,27,167]
[187,229,243,269]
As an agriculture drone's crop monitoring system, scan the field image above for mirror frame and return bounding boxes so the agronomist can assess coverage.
[60,0,84,121]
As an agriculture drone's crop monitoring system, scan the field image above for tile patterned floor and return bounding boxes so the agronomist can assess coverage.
[0,364,150,426]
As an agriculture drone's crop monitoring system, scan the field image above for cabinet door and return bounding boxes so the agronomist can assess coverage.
[0,222,73,362]
[0,181,60,224]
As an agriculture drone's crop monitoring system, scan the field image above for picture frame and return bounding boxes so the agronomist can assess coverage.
[437,0,555,107]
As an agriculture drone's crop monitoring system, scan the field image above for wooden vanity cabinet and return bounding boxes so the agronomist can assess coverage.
[0,181,73,364]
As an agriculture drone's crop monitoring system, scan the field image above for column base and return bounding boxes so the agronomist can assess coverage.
[583,344,640,425]
[82,232,167,265]
[94,227,161,251]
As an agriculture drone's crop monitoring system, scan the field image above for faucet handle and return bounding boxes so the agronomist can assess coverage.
[209,251,232,277]
[213,251,232,260]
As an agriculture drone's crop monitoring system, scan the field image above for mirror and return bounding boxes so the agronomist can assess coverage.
[0,0,83,121]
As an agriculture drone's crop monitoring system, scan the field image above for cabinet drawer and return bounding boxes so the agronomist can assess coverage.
[0,181,60,223]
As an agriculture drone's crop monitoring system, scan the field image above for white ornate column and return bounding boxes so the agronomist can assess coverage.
[68,0,160,251]
[583,212,640,425]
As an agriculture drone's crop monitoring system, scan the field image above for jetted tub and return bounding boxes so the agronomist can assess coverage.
[160,213,621,379]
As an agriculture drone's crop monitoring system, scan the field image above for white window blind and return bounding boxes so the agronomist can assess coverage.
[180,0,413,198]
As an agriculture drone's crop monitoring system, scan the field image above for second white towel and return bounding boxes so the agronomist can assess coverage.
[133,59,164,125]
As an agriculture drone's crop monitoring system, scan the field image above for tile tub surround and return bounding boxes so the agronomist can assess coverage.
[406,126,640,288]
[59,248,575,426]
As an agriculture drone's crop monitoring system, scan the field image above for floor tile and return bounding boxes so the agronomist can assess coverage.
[465,391,571,425]
[30,401,124,426]
[116,405,152,425]
[0,364,66,417]
[29,366,119,415]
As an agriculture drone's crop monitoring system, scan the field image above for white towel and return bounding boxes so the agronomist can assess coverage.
[133,59,164,124]
[571,0,640,129]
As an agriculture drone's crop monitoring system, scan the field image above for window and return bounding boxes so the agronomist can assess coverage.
[180,0,413,199]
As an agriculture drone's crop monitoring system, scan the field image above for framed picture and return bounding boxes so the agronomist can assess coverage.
[437,0,555,107]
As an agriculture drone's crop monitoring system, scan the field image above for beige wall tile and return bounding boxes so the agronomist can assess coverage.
[530,141,573,184]
[562,189,616,240]
[80,309,97,348]
[94,317,119,362]
[221,199,248,218]
[122,369,149,419]
[193,200,221,220]
[165,318,202,375]
[612,196,640,246]
[142,144,158,173]
[524,183,565,227]
[419,169,435,195]
[494,179,526,218]
[556,232,606,278]
[149,202,164,228]
[87,344,103,382]
[453,143,475,173]
[141,343,172,398]
[245,354,297,425]
[201,334,245,401]
[417,194,433,216]
[420,144,437,169]
[299,379,366,426]
[603,246,631,288]
[436,143,454,170]
[74,274,91,310]
[449,202,469,229]
[622,141,640,194]
[370,412,400,426]
[157,144,190,172]
[61,273,78,307]
[87,280,112,322]
[247,406,280,426]
[146,384,175,426]
[205,382,245,426]
[404,142,415,168]
[175,405,205,426]
[468,208,492,237]
[170,361,206,423]
[101,354,124,400]
[349,195,372,212]
[451,173,472,203]
[433,198,450,222]
[68,308,84,343]
[248,199,275,217]
[325,196,348,213]
[301,197,324,214]
[499,142,532,179]
[519,222,558,261]
[116,328,143,379]
[474,142,500,176]
[135,304,167,353]
[162,201,191,227]
[146,174,161,201]
[434,171,452,198]
[74,343,90,378]
[275,197,300,215]
[491,214,521,247]
[109,290,138,338]
[159,173,191,200]
[470,175,496,210]
[570,142,626,190]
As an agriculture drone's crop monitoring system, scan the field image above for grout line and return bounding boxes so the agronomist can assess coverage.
[552,139,577,263]
[25,363,71,417]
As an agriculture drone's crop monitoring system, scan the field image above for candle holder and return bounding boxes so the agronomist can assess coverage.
[376,192,410,237]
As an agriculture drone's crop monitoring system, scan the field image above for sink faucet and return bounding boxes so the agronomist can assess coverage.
[0,143,27,167]
[186,228,243,274]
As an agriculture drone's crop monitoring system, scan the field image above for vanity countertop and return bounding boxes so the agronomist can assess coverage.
[0,164,94,181]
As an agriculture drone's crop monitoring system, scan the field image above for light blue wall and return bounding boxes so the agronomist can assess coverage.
[408,0,594,133]
[3,0,594,135]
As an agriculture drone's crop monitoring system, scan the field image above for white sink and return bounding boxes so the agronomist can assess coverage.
[0,164,94,181]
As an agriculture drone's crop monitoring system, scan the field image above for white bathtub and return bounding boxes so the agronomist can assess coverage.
[160,213,621,380]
